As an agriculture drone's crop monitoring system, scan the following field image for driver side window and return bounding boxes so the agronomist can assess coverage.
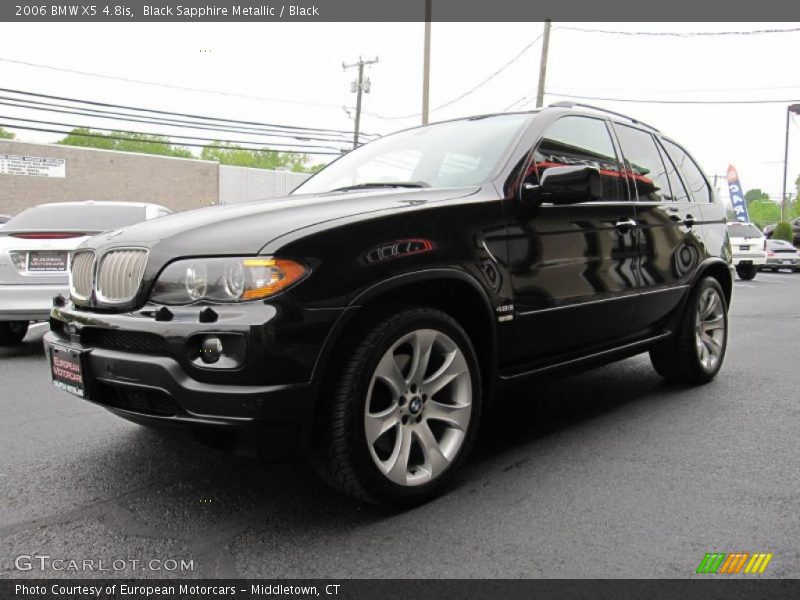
[524,116,625,201]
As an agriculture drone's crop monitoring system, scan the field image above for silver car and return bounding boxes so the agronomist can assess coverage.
[0,201,170,345]
[760,238,800,272]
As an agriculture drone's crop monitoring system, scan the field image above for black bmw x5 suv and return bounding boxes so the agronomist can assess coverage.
[45,104,733,506]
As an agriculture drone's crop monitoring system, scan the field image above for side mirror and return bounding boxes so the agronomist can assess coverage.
[521,165,603,205]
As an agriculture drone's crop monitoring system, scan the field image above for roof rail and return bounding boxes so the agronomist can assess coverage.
[548,101,660,132]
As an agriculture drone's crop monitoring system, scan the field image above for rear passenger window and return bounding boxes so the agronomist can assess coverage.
[613,124,672,202]
[661,140,713,203]
[656,142,690,202]
[525,116,624,201]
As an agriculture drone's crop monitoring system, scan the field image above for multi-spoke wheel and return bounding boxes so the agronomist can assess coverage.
[365,329,472,487]
[694,287,725,373]
[650,277,728,384]
[313,307,481,506]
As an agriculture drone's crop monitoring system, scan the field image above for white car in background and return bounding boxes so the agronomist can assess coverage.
[727,221,767,281]
[0,201,170,345]
[761,238,800,272]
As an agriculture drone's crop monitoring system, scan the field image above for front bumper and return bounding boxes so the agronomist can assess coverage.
[0,283,66,320]
[44,300,346,455]
[44,330,314,424]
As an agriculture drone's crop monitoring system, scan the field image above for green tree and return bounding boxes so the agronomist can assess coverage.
[0,127,14,139]
[773,221,794,243]
[200,143,324,174]
[744,188,780,228]
[57,128,193,159]
[744,188,769,203]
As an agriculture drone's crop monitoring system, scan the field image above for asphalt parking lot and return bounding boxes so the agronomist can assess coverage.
[1,272,799,579]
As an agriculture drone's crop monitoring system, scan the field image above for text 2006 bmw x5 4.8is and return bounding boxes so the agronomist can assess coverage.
[45,104,733,506]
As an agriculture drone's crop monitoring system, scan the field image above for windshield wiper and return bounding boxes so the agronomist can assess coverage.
[329,181,430,193]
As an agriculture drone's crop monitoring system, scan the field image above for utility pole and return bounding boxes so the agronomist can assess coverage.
[781,104,800,220]
[343,56,379,149]
[535,19,552,108]
[421,0,432,124]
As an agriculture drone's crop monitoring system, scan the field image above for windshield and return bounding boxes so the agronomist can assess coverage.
[4,204,147,233]
[727,223,762,238]
[293,114,531,195]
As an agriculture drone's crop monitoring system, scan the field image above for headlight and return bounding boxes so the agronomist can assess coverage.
[150,257,308,304]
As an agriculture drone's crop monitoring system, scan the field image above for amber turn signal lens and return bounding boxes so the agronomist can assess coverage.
[241,259,308,300]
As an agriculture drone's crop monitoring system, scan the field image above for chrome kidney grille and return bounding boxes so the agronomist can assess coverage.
[96,249,148,304]
[69,248,148,305]
[69,250,95,301]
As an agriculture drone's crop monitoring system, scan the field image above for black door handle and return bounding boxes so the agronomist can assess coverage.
[684,214,696,227]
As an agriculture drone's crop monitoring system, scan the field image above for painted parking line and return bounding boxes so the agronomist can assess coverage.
[734,284,756,288]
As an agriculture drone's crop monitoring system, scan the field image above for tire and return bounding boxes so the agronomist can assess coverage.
[312,307,482,506]
[650,277,728,385]
[736,264,757,280]
[0,321,29,346]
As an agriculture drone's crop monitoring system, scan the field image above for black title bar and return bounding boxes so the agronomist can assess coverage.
[2,579,798,600]
[2,0,799,22]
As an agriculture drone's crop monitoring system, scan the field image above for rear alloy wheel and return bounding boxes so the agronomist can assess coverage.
[650,277,728,384]
[314,307,481,506]
[0,321,29,346]
[736,264,757,280]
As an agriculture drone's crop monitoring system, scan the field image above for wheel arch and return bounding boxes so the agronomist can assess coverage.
[308,269,499,421]
[693,258,733,306]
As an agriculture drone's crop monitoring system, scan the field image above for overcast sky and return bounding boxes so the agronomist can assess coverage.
[1,21,800,205]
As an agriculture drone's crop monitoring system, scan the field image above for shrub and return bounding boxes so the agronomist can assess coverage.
[772,221,794,243]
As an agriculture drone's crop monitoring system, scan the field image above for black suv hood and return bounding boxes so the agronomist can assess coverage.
[86,187,479,256]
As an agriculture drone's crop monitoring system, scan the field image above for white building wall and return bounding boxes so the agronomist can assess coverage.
[218,165,310,205]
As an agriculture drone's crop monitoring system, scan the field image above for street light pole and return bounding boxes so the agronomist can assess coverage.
[422,0,432,125]
[535,20,552,108]
[781,104,800,221]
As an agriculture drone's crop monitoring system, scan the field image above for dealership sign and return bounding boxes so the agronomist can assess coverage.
[0,154,66,178]
[726,164,749,223]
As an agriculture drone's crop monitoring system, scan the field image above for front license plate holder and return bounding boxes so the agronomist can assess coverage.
[49,343,90,399]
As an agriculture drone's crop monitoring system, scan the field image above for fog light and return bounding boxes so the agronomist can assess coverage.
[200,336,223,364]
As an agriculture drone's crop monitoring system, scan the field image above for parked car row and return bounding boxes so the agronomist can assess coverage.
[727,220,800,280]
[0,201,170,345]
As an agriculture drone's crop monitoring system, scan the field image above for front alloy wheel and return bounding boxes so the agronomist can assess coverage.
[365,329,472,487]
[314,307,481,506]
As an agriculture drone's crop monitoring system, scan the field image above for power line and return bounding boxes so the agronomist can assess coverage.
[501,96,530,112]
[0,57,343,110]
[548,83,800,95]
[0,123,343,155]
[557,25,800,37]
[370,33,545,121]
[0,115,347,152]
[0,87,378,137]
[547,91,800,105]
[0,96,360,144]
